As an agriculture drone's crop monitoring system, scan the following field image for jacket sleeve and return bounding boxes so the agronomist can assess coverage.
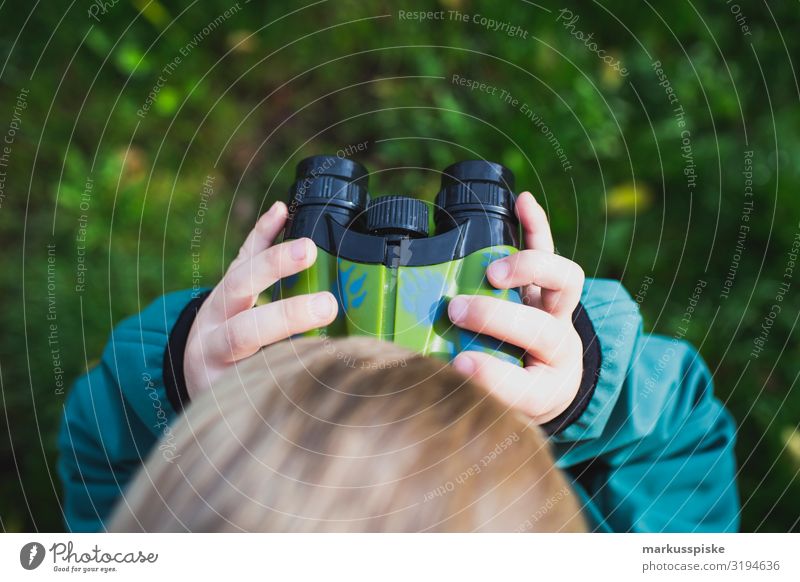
[552,279,740,532]
[57,289,208,532]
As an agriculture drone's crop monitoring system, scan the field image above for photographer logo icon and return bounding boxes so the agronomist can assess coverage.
[19,542,46,570]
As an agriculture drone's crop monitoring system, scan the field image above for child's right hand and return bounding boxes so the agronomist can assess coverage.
[183,201,339,399]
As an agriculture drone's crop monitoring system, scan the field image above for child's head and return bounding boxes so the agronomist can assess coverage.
[110,337,586,532]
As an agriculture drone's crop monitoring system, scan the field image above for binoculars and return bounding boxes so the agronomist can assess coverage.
[272,155,524,365]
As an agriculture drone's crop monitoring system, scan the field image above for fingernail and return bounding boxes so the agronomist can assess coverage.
[310,293,335,320]
[256,203,279,230]
[448,296,469,324]
[487,260,509,282]
[265,201,282,218]
[290,238,309,261]
[518,191,536,210]
[453,354,476,376]
[266,201,288,226]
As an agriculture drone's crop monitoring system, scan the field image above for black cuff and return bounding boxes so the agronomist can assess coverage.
[539,302,602,437]
[163,291,212,413]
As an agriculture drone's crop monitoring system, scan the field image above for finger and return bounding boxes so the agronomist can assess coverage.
[207,292,337,362]
[448,295,576,365]
[229,201,288,270]
[486,249,584,319]
[451,351,571,421]
[212,237,317,320]
[522,285,543,311]
[516,191,554,253]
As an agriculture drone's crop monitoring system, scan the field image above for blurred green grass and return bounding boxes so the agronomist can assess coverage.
[0,0,798,531]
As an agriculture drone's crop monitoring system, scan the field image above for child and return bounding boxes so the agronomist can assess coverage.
[58,192,739,532]
[109,337,587,532]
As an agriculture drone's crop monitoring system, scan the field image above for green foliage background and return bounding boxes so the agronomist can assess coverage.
[1,0,798,531]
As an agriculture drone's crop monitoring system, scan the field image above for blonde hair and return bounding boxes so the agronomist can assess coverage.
[110,337,585,532]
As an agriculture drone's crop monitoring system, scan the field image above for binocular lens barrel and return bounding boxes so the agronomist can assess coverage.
[435,160,516,223]
[434,160,519,248]
[287,156,518,247]
[287,155,370,238]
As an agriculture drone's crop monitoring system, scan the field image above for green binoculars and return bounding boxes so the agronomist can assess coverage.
[272,155,524,365]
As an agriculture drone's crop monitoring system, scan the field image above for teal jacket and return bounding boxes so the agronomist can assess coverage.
[57,279,740,532]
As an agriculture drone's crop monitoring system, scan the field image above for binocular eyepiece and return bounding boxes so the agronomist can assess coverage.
[289,155,516,238]
[286,156,370,235]
[435,160,516,230]
[286,156,519,264]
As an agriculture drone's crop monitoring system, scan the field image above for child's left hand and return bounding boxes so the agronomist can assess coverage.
[448,192,585,424]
